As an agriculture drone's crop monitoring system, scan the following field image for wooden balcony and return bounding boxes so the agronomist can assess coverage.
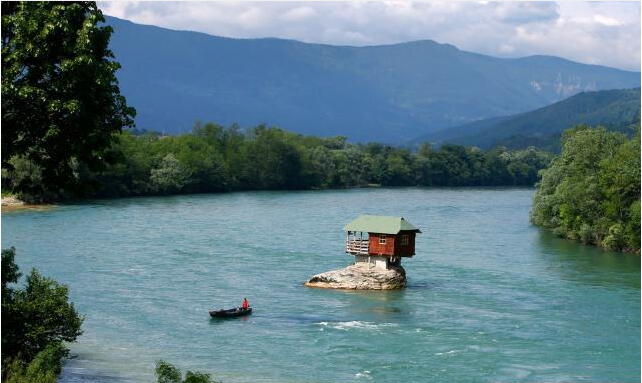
[345,239,369,255]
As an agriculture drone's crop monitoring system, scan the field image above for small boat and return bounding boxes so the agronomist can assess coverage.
[209,307,252,318]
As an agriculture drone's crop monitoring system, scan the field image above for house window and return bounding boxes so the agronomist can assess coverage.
[401,235,409,245]
[379,235,387,244]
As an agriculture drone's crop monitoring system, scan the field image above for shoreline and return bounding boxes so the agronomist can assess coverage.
[1,196,55,212]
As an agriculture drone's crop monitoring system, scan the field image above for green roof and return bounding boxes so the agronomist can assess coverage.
[343,215,421,234]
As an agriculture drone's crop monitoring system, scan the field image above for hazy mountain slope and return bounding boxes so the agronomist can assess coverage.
[107,17,640,142]
[419,88,641,150]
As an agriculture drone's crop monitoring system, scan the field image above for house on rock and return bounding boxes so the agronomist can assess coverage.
[344,215,421,270]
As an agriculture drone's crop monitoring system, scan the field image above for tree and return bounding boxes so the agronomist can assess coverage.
[156,361,182,383]
[44,121,553,199]
[1,248,84,363]
[241,126,304,189]
[2,2,135,200]
[1,247,20,303]
[531,125,640,252]
[3,343,66,383]
[150,153,192,194]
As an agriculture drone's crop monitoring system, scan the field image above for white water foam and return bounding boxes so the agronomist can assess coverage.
[355,370,372,379]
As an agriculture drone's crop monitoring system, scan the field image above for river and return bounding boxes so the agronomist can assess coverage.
[2,188,639,382]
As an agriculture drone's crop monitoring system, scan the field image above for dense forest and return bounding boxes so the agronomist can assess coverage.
[531,125,641,253]
[3,122,554,201]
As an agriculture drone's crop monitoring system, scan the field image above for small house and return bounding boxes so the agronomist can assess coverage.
[344,215,421,270]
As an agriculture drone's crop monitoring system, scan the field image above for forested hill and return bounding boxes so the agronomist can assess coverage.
[417,88,641,151]
[106,17,640,143]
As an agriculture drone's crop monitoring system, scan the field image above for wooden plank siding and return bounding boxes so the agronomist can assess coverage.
[394,231,416,257]
[367,232,416,257]
[368,233,395,255]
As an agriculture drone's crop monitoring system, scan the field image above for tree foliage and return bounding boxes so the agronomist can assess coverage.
[531,125,641,253]
[155,361,219,383]
[1,247,84,382]
[44,122,552,200]
[3,343,66,383]
[2,1,135,201]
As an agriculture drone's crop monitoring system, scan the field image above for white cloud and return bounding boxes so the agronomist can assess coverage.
[492,2,559,24]
[594,14,621,27]
[281,6,316,22]
[98,1,641,71]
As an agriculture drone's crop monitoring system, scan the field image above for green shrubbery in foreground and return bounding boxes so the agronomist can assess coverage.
[156,361,220,383]
[1,247,83,383]
[531,126,640,253]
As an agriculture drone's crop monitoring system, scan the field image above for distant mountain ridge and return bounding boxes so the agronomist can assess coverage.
[416,88,641,151]
[106,17,641,142]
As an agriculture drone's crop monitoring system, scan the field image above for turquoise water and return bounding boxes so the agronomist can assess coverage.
[2,188,639,383]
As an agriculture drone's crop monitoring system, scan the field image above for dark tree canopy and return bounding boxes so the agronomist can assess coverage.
[1,1,135,199]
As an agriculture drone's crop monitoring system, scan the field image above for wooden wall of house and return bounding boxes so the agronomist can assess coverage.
[367,232,416,257]
[368,233,395,255]
[394,231,416,257]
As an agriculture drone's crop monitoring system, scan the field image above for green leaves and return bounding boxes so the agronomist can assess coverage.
[532,125,641,253]
[80,122,553,198]
[156,361,182,383]
[3,343,66,383]
[2,247,21,286]
[1,248,83,383]
[2,1,135,200]
[1,248,83,363]
[150,153,193,194]
[155,361,219,383]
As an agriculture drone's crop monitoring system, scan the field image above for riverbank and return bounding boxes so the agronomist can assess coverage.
[1,196,55,212]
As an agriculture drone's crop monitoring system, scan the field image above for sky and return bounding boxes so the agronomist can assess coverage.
[99,1,641,71]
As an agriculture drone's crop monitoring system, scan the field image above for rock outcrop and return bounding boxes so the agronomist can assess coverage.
[1,196,24,207]
[305,263,406,290]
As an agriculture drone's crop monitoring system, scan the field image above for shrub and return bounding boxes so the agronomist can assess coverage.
[155,361,219,383]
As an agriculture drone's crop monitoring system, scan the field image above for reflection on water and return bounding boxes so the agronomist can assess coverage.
[536,230,640,289]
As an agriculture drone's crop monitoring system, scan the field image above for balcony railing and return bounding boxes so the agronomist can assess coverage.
[345,239,369,255]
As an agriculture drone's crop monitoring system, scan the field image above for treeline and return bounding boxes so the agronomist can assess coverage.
[531,125,641,253]
[4,123,553,201]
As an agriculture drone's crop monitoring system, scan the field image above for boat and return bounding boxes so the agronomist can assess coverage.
[209,307,252,318]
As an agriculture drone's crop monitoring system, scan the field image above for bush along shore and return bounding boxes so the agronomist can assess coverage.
[3,122,554,203]
[531,125,641,254]
[1,247,83,383]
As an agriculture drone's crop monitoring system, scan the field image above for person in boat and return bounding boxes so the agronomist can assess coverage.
[242,298,249,310]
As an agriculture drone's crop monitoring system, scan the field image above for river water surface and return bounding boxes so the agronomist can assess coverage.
[2,188,640,382]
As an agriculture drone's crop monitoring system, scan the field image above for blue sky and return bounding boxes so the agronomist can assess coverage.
[99,1,640,71]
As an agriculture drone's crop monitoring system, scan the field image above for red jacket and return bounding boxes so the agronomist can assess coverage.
[242,299,249,309]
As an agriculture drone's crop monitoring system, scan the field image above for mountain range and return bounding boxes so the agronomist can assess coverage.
[107,16,640,143]
[416,87,641,151]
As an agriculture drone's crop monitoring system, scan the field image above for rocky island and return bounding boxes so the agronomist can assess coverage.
[305,215,421,290]
[305,263,406,290]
